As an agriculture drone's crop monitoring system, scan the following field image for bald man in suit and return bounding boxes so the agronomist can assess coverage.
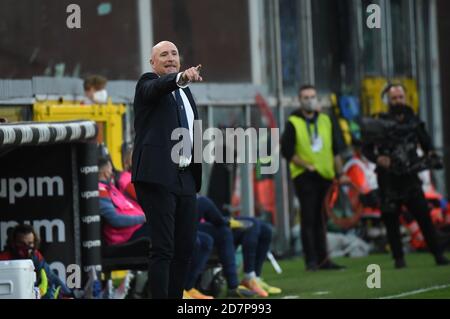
[132,41,203,299]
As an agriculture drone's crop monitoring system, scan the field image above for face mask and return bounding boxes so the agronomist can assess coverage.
[93,89,108,104]
[12,243,34,259]
[389,104,406,116]
[301,97,318,112]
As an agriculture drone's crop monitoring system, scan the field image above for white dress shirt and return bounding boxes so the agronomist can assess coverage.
[174,72,195,167]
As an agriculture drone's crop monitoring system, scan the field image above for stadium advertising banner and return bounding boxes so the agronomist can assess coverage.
[0,143,78,282]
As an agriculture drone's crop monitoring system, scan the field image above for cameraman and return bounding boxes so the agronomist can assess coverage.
[362,84,449,268]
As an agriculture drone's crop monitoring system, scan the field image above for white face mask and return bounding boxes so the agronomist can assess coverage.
[93,89,108,104]
[300,97,318,112]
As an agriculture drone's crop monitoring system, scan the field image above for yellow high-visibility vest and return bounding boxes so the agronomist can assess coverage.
[288,113,335,180]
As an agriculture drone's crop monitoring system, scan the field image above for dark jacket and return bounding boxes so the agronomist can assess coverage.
[132,72,202,193]
[361,106,433,193]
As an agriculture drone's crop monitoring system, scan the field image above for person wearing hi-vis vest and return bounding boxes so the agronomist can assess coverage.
[281,84,348,271]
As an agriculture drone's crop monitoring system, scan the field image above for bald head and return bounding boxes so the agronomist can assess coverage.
[151,41,177,59]
[150,41,181,76]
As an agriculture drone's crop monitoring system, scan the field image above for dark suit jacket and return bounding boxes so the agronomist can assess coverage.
[131,72,202,193]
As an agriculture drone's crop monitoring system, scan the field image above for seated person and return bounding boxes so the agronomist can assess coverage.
[117,144,137,202]
[232,215,279,296]
[195,200,255,298]
[343,140,380,215]
[0,224,73,299]
[83,75,108,104]
[98,157,148,245]
[183,231,214,299]
[197,195,281,297]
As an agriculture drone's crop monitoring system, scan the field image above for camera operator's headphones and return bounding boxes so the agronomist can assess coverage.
[381,82,407,105]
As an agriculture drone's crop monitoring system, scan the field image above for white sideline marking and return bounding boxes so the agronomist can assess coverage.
[282,295,300,299]
[312,291,330,295]
[379,284,450,299]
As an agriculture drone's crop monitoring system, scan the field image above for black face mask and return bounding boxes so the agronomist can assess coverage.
[389,104,406,116]
[389,104,413,122]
